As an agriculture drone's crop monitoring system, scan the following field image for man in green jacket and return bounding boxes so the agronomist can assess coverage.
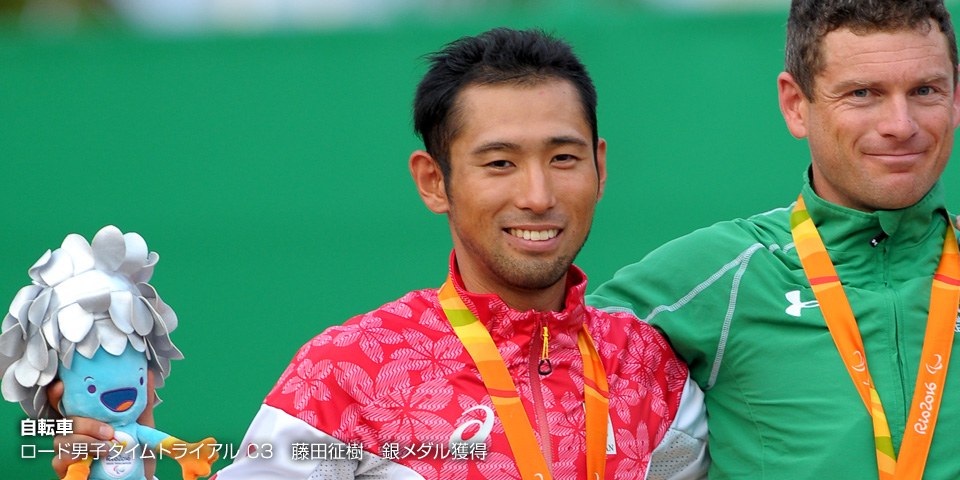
[589,1,960,479]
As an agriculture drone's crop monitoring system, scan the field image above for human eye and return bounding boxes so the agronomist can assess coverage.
[552,153,580,165]
[840,87,877,104]
[912,84,949,104]
[485,159,514,169]
[914,85,943,97]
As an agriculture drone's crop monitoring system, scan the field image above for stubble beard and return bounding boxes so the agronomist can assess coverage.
[457,227,590,292]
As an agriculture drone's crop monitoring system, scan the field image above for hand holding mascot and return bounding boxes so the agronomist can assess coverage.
[0,226,218,480]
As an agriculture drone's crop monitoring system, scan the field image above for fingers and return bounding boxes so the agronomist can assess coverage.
[47,381,64,415]
[51,417,114,479]
[140,369,156,427]
[49,371,159,479]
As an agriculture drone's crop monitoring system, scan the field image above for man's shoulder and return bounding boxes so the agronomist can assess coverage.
[262,287,457,427]
[659,204,792,257]
[588,202,797,314]
[584,306,668,345]
[616,203,794,277]
[295,288,448,361]
[267,287,449,397]
[584,307,686,379]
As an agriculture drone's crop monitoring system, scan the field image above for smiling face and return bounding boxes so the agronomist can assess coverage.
[779,23,960,212]
[412,79,606,311]
[58,346,147,426]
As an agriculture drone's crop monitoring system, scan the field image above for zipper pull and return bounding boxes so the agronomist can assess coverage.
[538,326,552,375]
[870,231,888,247]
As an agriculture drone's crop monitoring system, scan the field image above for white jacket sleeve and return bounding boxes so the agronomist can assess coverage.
[644,375,709,480]
[212,405,422,480]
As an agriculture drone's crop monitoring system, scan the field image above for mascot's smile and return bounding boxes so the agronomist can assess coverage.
[101,388,137,412]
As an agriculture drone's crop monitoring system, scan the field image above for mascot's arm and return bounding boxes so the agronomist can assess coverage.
[137,425,219,480]
[62,456,93,480]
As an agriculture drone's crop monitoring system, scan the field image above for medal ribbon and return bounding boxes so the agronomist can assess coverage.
[439,275,609,480]
[791,194,959,480]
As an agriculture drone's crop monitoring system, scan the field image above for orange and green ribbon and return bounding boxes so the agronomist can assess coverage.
[791,194,958,480]
[439,275,609,480]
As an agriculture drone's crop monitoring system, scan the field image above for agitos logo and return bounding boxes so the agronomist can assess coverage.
[926,354,944,375]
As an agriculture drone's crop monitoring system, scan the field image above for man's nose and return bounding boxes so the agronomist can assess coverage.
[515,164,556,214]
[876,95,919,140]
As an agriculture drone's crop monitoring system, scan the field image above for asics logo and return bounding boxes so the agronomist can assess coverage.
[449,405,494,450]
[785,290,819,317]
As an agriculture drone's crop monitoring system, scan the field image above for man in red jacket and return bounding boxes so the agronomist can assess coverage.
[55,27,708,480]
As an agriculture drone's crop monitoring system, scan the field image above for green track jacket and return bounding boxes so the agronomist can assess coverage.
[588,174,960,479]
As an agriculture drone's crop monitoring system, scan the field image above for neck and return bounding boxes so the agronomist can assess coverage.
[496,281,567,313]
[809,171,875,214]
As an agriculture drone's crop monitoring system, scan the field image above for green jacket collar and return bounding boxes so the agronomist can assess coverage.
[800,168,948,252]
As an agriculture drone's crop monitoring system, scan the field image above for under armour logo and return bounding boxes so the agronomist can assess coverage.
[785,290,819,317]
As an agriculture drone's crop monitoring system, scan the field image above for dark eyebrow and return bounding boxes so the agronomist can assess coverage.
[471,136,589,155]
[547,136,589,148]
[84,376,94,381]
[472,141,521,155]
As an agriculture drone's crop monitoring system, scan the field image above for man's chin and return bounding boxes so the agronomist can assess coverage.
[497,256,573,291]
[867,178,938,210]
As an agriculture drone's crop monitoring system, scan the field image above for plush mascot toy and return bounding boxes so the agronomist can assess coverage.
[0,226,218,480]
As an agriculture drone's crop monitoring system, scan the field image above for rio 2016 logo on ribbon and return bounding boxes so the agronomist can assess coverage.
[914,355,944,435]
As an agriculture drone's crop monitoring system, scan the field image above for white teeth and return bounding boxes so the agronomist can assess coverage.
[508,229,558,241]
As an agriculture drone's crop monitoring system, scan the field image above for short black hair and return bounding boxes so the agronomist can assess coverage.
[413,27,598,181]
[785,0,958,100]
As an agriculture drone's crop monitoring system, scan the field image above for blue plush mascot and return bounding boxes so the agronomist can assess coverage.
[0,226,218,480]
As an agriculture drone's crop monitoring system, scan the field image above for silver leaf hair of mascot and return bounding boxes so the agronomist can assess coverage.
[0,225,182,418]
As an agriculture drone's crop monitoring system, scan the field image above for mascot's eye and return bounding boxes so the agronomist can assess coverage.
[87,385,96,394]
[140,377,144,386]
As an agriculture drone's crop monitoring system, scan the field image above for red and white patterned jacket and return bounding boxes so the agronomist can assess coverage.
[213,255,707,479]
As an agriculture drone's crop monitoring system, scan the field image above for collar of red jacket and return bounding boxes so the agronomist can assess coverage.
[445,250,589,345]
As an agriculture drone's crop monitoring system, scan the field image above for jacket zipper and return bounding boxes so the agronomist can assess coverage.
[538,326,552,375]
[879,234,908,440]
[529,314,553,474]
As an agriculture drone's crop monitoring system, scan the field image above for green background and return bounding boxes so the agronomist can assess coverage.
[2,4,959,478]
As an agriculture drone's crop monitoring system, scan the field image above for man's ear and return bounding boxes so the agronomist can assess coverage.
[595,138,607,202]
[778,71,810,139]
[952,66,960,130]
[409,150,450,214]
